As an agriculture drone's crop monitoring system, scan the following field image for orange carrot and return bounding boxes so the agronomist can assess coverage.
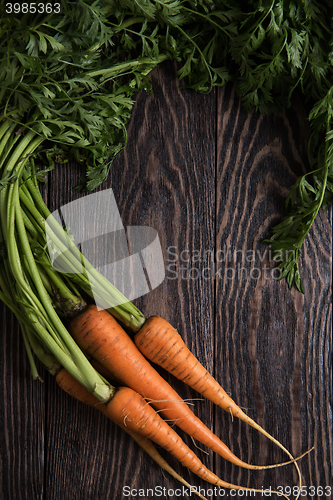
[55,368,208,500]
[89,357,122,384]
[106,386,245,488]
[134,316,303,466]
[69,305,299,473]
[55,368,290,500]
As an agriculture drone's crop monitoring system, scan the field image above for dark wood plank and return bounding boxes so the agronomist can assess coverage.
[214,84,332,495]
[110,59,218,493]
[0,305,45,500]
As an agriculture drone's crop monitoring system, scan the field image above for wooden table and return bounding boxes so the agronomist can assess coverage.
[1,62,332,500]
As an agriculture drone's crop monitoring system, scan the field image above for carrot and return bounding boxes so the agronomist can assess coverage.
[55,368,208,500]
[134,316,305,487]
[55,368,290,500]
[89,357,123,384]
[121,430,209,500]
[124,430,209,500]
[69,305,300,473]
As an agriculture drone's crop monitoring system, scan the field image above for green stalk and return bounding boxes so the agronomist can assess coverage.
[7,218,66,352]
[20,182,37,207]
[0,287,40,379]
[0,123,20,174]
[26,312,95,389]
[37,257,86,316]
[0,130,38,240]
[1,124,146,400]
[20,193,86,310]
[0,280,58,379]
[13,183,112,400]
[22,173,146,330]
[0,120,15,143]
[21,208,39,238]
[1,131,141,334]
[4,158,72,350]
[86,54,169,80]
[21,325,41,381]
[0,128,114,401]
[24,325,62,377]
[20,178,134,324]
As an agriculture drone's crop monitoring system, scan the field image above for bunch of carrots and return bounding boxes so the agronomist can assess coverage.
[0,126,309,498]
[0,3,313,497]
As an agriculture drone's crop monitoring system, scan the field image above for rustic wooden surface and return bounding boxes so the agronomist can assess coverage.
[0,61,332,500]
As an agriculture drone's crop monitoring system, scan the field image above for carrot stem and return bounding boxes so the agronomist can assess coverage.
[21,171,146,330]
[13,185,108,395]
[20,322,41,381]
[0,128,114,401]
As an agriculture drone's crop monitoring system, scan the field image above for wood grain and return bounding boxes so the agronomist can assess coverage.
[214,83,332,496]
[0,305,45,500]
[0,61,331,500]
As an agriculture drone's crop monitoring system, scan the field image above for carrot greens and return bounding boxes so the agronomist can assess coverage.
[1,0,332,293]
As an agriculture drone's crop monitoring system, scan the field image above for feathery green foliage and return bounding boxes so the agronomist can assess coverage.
[1,0,333,290]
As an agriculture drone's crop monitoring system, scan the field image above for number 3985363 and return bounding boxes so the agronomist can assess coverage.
[5,3,61,14]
